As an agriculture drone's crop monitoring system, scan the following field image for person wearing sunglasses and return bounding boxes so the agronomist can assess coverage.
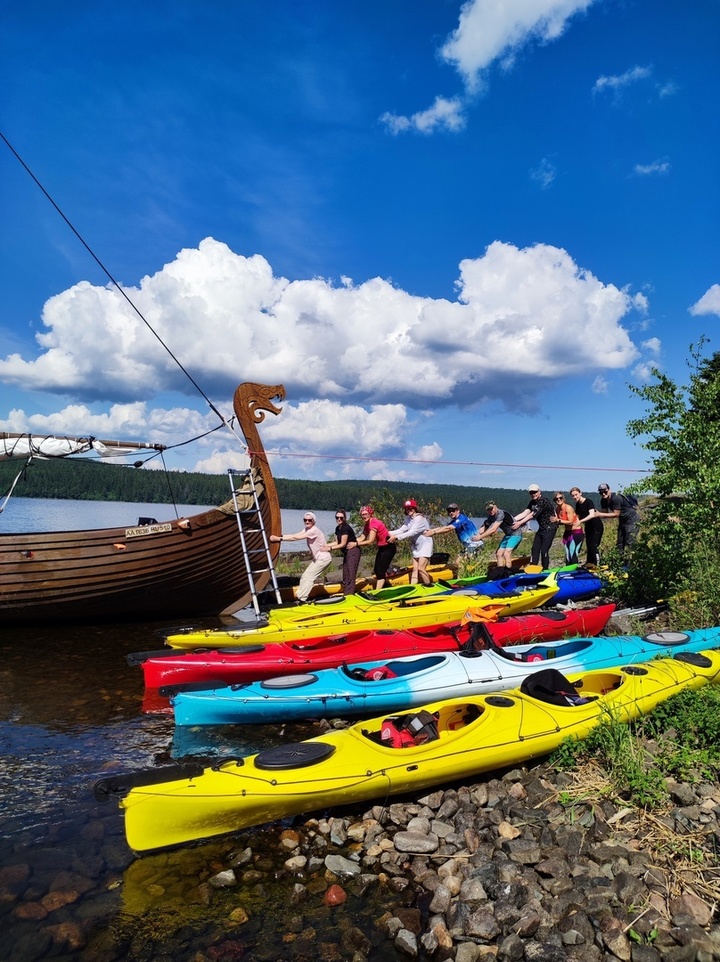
[269,512,332,602]
[424,503,483,557]
[512,484,558,570]
[478,501,521,570]
[356,505,396,590]
[585,483,639,558]
[326,510,361,595]
[553,492,584,566]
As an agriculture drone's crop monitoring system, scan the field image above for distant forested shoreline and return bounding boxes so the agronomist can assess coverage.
[0,457,534,515]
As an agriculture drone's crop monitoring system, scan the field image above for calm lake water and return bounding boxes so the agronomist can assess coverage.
[0,499,399,962]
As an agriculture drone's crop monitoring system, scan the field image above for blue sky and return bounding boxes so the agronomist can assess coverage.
[1,0,718,496]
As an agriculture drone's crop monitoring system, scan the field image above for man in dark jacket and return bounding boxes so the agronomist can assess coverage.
[592,483,639,556]
[512,484,557,569]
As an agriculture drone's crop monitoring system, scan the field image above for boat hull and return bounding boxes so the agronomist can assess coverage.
[171,626,720,725]
[162,583,559,649]
[0,382,285,624]
[115,649,720,851]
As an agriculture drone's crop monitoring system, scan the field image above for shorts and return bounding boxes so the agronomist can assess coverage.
[462,540,483,553]
[499,534,522,550]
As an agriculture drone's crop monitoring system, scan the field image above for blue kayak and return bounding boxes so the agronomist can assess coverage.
[170,625,720,726]
[442,568,604,605]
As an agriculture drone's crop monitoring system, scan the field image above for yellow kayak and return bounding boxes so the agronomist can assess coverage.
[163,581,558,649]
[279,561,458,601]
[106,649,720,852]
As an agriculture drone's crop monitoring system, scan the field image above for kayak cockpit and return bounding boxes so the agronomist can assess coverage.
[361,702,485,747]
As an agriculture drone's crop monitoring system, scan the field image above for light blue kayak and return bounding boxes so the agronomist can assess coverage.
[170,625,720,726]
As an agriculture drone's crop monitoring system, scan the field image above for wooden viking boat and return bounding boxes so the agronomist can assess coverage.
[0,382,285,625]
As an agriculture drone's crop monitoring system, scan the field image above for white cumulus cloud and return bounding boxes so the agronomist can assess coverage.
[689,284,720,317]
[380,97,466,135]
[633,159,671,176]
[530,157,557,189]
[0,237,645,472]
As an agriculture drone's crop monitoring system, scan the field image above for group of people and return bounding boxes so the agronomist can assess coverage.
[269,499,436,601]
[512,482,639,570]
[270,483,639,602]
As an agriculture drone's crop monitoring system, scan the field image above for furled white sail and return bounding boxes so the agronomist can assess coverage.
[0,436,99,461]
[0,434,165,462]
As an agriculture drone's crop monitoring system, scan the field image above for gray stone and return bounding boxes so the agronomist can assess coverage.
[503,837,542,865]
[428,883,452,914]
[523,942,567,962]
[629,946,661,962]
[497,933,524,960]
[324,854,360,876]
[459,877,488,904]
[394,927,418,957]
[417,790,445,810]
[455,942,484,962]
[208,869,237,888]
[406,816,431,834]
[464,906,501,941]
[393,831,439,854]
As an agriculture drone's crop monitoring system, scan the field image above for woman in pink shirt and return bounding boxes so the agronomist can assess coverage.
[356,505,396,589]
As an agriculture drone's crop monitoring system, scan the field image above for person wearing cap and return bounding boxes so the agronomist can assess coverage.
[583,483,639,557]
[478,501,522,568]
[270,512,332,602]
[512,484,558,570]
[424,504,482,554]
[388,499,433,585]
[356,505,396,589]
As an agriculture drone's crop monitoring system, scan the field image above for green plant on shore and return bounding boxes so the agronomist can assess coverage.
[553,711,667,808]
[629,926,659,946]
[599,338,720,628]
[274,552,309,577]
[551,687,720,808]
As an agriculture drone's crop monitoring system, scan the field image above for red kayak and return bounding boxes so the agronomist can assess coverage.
[131,603,616,698]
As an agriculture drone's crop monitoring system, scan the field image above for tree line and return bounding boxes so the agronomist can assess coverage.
[0,457,533,514]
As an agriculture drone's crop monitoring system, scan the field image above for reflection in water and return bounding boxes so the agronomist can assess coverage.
[0,617,401,961]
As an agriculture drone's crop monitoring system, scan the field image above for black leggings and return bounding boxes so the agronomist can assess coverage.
[374,544,396,579]
[531,528,556,569]
[585,527,603,566]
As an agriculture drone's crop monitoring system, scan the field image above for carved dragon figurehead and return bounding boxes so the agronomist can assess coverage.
[232,382,286,465]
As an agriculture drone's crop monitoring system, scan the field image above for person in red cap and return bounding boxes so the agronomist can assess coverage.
[356,505,396,589]
[388,499,433,585]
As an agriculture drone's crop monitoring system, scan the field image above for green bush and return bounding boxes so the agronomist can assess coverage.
[596,340,720,627]
[551,687,720,807]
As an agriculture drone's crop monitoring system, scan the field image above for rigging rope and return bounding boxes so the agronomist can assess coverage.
[0,130,246,452]
[0,458,32,514]
[249,449,650,474]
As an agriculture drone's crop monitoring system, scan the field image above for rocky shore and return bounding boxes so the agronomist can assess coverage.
[190,752,720,962]
[3,725,720,962]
